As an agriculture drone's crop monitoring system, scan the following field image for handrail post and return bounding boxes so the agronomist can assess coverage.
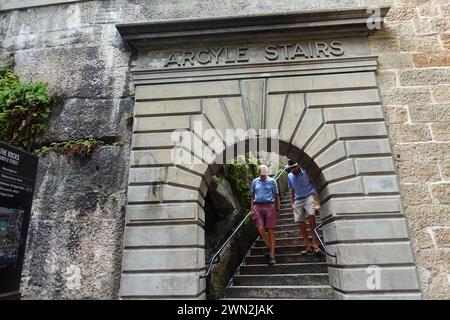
[314,217,337,259]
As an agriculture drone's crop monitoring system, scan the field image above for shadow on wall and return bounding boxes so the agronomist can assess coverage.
[204,164,259,300]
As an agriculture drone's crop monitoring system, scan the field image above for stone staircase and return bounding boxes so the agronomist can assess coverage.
[223,193,334,299]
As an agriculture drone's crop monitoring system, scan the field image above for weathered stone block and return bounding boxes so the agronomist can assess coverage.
[399,69,450,86]
[432,85,450,103]
[279,94,305,142]
[377,53,413,70]
[327,242,416,266]
[345,139,392,156]
[381,87,431,105]
[314,141,346,169]
[354,157,395,175]
[408,104,450,123]
[120,272,205,297]
[399,35,442,52]
[337,122,388,139]
[363,175,399,194]
[128,167,204,194]
[127,185,203,205]
[304,124,336,158]
[134,99,201,116]
[388,123,432,143]
[324,105,384,123]
[124,224,204,247]
[329,266,420,292]
[323,218,411,243]
[291,109,323,149]
[399,183,433,206]
[385,7,416,21]
[413,52,450,67]
[431,122,450,141]
[368,37,400,53]
[133,115,191,133]
[122,248,205,271]
[321,159,355,183]
[441,34,450,50]
[321,177,364,200]
[307,89,380,108]
[132,132,177,149]
[397,161,441,183]
[135,80,240,100]
[383,106,408,124]
[126,203,202,224]
[268,72,377,93]
[430,183,450,204]
[320,196,403,220]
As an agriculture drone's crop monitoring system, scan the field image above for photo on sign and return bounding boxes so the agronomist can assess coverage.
[0,207,24,265]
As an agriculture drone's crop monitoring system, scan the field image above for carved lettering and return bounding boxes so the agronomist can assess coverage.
[165,53,180,67]
[237,47,249,62]
[264,45,278,60]
[162,41,346,67]
[330,41,344,56]
[197,50,211,64]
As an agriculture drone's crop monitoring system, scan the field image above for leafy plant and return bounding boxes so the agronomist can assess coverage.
[0,58,52,151]
[35,139,105,157]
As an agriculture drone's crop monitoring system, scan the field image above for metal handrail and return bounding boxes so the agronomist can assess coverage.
[314,220,337,258]
[201,210,252,278]
[200,168,285,279]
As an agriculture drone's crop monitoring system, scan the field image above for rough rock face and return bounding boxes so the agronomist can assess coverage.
[21,146,129,299]
[204,176,242,259]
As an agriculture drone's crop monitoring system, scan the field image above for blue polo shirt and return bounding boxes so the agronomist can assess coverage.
[251,177,279,203]
[287,168,317,199]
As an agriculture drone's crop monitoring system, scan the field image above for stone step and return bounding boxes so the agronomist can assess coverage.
[239,262,328,275]
[276,217,321,225]
[275,223,299,231]
[232,274,329,286]
[275,229,322,239]
[254,237,323,247]
[224,285,334,299]
[251,244,311,255]
[245,253,325,265]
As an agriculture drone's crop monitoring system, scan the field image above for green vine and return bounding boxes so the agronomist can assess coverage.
[35,139,105,157]
[0,58,52,152]
[223,156,259,210]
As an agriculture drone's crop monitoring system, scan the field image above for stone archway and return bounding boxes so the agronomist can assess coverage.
[117,8,422,299]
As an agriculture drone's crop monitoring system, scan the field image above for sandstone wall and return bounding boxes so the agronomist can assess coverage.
[0,0,448,299]
[363,0,450,299]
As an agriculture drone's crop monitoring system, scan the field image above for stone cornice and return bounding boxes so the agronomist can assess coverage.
[116,6,390,51]
[0,0,88,11]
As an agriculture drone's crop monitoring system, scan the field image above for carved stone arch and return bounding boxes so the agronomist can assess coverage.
[118,8,422,299]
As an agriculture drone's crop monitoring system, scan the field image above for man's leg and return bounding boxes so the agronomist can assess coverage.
[257,226,271,252]
[299,220,312,250]
[268,228,276,257]
[308,214,319,249]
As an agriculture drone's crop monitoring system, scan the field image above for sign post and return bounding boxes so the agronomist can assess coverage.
[0,141,38,299]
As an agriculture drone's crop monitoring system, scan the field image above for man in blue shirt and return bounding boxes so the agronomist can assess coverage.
[286,159,322,255]
[251,164,281,265]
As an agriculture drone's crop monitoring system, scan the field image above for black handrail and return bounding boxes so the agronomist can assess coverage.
[200,210,252,279]
[200,168,285,279]
[314,220,337,258]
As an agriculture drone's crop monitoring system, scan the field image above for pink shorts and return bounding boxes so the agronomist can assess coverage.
[252,203,277,229]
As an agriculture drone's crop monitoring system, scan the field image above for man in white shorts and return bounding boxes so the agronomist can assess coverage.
[286,160,322,255]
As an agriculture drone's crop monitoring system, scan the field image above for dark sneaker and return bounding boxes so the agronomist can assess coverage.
[264,249,270,257]
[268,256,276,265]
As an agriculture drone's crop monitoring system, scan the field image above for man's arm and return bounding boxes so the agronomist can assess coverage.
[290,188,295,209]
[250,193,255,211]
[314,193,321,210]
